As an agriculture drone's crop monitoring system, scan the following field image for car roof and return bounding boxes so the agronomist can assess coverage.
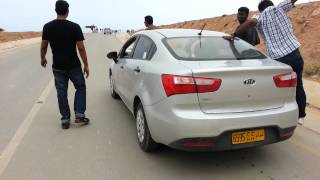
[136,28,228,38]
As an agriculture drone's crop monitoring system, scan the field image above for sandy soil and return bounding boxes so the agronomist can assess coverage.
[0,32,41,43]
[115,33,131,43]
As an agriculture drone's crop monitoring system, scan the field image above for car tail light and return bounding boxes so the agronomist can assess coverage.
[273,72,297,88]
[161,74,222,97]
[195,77,222,93]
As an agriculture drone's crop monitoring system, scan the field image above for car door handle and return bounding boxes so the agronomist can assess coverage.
[120,65,124,69]
[134,67,140,73]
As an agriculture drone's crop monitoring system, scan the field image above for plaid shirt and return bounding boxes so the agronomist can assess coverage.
[253,0,300,59]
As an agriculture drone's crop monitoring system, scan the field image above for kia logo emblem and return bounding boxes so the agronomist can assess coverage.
[244,79,256,86]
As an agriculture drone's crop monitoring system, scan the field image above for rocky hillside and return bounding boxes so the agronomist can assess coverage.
[160,1,320,78]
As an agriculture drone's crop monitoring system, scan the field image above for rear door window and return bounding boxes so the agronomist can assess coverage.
[132,36,157,60]
[119,36,138,58]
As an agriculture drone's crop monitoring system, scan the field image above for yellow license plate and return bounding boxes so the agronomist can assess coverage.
[232,129,265,145]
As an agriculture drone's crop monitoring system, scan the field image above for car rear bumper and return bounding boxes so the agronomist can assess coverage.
[168,126,296,151]
[143,97,298,151]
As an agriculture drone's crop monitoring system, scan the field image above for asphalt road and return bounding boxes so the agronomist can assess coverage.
[0,34,320,180]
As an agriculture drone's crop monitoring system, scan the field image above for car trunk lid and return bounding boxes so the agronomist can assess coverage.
[178,59,295,114]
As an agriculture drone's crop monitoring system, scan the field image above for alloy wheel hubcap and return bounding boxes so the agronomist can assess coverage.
[136,109,145,143]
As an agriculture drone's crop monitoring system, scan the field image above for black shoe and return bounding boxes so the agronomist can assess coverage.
[75,117,90,125]
[62,122,70,129]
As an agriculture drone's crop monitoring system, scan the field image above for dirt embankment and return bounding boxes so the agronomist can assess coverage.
[159,2,320,78]
[0,32,41,43]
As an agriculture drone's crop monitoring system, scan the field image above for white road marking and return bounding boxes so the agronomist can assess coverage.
[0,78,54,176]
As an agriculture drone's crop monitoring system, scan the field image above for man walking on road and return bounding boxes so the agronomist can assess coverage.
[144,15,157,30]
[40,0,90,129]
[224,0,307,125]
[235,7,260,46]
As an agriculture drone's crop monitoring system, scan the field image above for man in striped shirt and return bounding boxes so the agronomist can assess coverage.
[224,0,307,125]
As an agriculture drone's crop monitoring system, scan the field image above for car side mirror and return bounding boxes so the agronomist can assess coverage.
[107,51,118,63]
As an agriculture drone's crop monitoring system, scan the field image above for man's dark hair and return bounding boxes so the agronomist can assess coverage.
[238,7,250,15]
[258,0,274,12]
[145,15,153,25]
[55,0,69,15]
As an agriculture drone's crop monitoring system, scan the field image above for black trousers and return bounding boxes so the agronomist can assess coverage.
[276,49,307,118]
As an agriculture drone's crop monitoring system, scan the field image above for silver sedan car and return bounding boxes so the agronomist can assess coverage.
[107,29,298,152]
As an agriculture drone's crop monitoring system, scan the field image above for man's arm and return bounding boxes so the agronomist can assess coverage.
[235,19,257,37]
[256,35,260,45]
[40,40,48,67]
[77,41,89,78]
[224,19,257,40]
[255,29,260,45]
[277,0,297,13]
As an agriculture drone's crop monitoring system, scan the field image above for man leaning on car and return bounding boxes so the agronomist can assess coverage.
[224,0,307,125]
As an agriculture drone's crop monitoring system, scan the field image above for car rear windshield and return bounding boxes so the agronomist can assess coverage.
[163,36,267,61]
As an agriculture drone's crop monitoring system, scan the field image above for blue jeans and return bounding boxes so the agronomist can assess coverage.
[276,49,307,118]
[53,67,86,123]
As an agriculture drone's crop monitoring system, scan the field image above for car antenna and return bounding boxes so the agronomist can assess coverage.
[198,23,206,48]
[198,23,206,36]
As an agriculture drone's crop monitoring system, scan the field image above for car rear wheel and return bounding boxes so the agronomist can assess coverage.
[135,103,159,152]
[109,74,119,99]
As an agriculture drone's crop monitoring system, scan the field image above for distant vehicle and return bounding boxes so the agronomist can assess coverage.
[104,28,112,35]
[85,25,97,32]
[106,29,298,152]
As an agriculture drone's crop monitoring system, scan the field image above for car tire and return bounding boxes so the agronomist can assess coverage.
[109,74,120,99]
[135,103,159,152]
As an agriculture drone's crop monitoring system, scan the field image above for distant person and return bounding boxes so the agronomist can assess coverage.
[40,0,90,129]
[224,0,306,125]
[144,15,157,30]
[235,7,260,46]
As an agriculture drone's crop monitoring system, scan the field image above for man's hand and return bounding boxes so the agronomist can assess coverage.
[41,58,47,68]
[292,0,298,5]
[223,34,236,41]
[83,65,90,78]
[40,40,48,68]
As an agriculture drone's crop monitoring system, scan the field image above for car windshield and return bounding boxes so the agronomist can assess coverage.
[163,36,267,61]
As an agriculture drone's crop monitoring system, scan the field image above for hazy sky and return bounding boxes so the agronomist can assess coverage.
[0,0,316,32]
